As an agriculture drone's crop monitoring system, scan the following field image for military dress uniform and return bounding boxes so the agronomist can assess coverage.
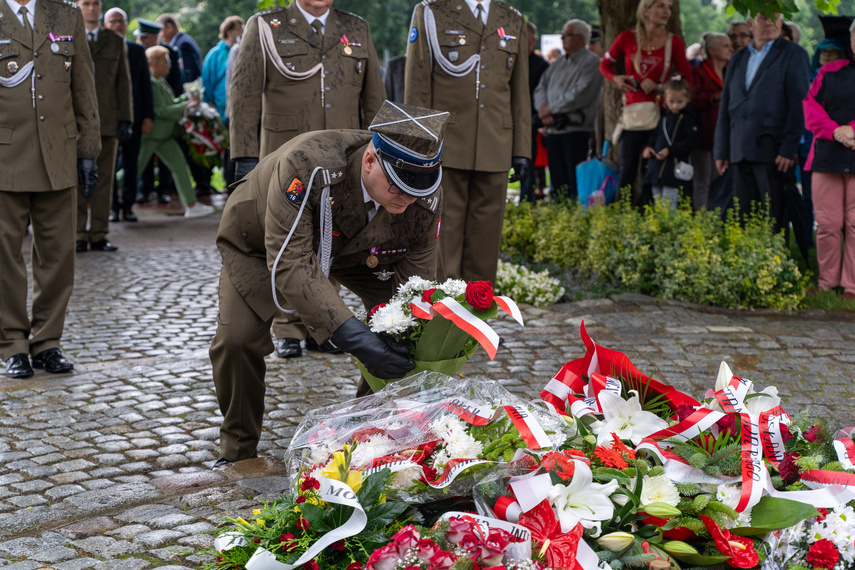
[76,25,131,249]
[405,0,530,282]
[229,1,386,348]
[0,0,99,369]
[210,101,447,463]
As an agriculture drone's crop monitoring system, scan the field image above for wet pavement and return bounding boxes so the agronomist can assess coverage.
[1,202,853,568]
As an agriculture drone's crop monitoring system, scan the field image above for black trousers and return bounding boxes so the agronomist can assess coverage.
[546,130,590,202]
[113,126,141,214]
[618,128,654,207]
[732,160,785,233]
[520,126,539,203]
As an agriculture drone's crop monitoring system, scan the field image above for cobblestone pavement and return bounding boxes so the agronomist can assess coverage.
[1,207,853,568]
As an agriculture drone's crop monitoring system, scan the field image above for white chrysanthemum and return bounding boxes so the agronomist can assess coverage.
[369,302,416,334]
[715,484,752,528]
[349,434,398,468]
[305,444,335,468]
[396,276,435,298]
[640,475,680,507]
[387,465,424,490]
[439,278,467,297]
[808,507,855,565]
[429,414,483,467]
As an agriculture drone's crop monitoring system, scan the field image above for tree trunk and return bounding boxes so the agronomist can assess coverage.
[598,0,682,160]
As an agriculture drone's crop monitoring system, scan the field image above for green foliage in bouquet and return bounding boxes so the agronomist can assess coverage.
[501,195,807,310]
[199,467,409,569]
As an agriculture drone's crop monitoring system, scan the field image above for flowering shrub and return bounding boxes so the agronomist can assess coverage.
[495,260,566,306]
[501,197,807,310]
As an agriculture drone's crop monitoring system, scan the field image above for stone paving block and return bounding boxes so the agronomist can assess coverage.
[52,559,100,570]
[133,529,184,547]
[6,494,48,508]
[93,559,150,570]
[45,485,86,500]
[2,561,43,570]
[10,480,52,493]
[29,545,78,563]
[0,537,44,557]
[64,483,157,513]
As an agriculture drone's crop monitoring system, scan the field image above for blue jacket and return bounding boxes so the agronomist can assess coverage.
[202,40,231,121]
[714,37,810,164]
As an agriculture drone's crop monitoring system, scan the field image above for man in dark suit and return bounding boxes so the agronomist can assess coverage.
[521,20,549,203]
[105,8,154,222]
[158,13,214,197]
[714,12,810,231]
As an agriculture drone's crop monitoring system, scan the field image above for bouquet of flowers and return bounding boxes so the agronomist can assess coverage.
[181,80,228,169]
[359,276,523,392]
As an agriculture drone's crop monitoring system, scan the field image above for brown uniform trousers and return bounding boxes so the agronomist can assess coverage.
[76,27,131,244]
[229,3,386,341]
[210,130,441,460]
[0,0,100,360]
[405,0,529,281]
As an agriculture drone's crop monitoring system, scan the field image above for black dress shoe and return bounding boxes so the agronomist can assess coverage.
[108,211,120,222]
[122,211,138,222]
[305,337,344,354]
[211,456,233,470]
[5,353,33,379]
[157,194,171,204]
[136,192,149,204]
[90,239,118,252]
[75,240,89,253]
[32,348,73,373]
[275,338,302,359]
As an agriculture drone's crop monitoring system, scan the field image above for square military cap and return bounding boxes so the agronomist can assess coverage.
[368,101,449,198]
[134,19,164,37]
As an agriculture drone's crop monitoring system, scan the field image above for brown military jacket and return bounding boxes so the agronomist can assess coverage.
[89,26,131,137]
[229,4,386,160]
[217,129,442,340]
[0,0,100,191]
[404,0,530,172]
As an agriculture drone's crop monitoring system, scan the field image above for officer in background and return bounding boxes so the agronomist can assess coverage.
[210,101,446,467]
[405,0,530,282]
[75,0,132,253]
[229,0,385,360]
[0,0,100,378]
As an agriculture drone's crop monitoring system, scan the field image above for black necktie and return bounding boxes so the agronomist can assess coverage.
[88,31,95,44]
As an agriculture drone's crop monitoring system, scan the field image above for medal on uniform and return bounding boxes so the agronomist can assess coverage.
[344,45,352,55]
[374,269,394,281]
[497,27,517,49]
[458,36,466,45]
[499,39,507,48]
[270,19,281,27]
[64,61,71,70]
[449,50,458,63]
[51,42,59,53]
[7,60,17,75]
[366,255,379,268]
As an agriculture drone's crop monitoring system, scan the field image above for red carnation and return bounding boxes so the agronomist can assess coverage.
[332,540,347,551]
[465,280,494,311]
[302,561,320,570]
[280,534,298,552]
[296,516,310,530]
[676,404,696,422]
[804,424,822,443]
[368,303,387,320]
[816,508,829,522]
[421,288,437,304]
[716,414,737,436]
[780,423,794,444]
[807,539,839,569]
[296,495,306,504]
[778,452,801,483]
[300,477,320,492]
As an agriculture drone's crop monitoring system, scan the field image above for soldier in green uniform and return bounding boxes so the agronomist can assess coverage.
[229,0,386,360]
[210,101,447,467]
[74,0,132,253]
[0,0,100,378]
[405,0,531,282]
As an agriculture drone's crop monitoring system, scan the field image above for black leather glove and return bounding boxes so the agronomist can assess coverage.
[330,317,415,380]
[508,157,531,184]
[77,158,98,200]
[234,158,259,181]
[117,121,133,143]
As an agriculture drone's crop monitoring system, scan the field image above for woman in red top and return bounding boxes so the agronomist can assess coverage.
[600,0,692,205]
[691,33,732,210]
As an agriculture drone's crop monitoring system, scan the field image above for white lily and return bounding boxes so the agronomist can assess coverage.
[547,461,619,534]
[709,361,781,414]
[590,390,668,446]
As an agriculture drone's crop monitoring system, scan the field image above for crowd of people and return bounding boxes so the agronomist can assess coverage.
[2,0,853,466]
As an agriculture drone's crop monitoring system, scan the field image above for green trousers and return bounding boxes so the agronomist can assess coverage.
[137,136,196,206]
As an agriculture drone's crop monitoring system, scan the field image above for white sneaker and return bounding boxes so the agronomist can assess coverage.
[184,202,215,218]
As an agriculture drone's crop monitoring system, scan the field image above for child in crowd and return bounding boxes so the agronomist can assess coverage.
[138,46,215,218]
[642,75,701,209]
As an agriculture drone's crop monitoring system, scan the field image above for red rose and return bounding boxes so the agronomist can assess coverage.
[428,549,457,569]
[302,561,319,570]
[465,281,494,311]
[780,423,794,444]
[368,303,387,321]
[715,414,736,436]
[778,452,801,483]
[675,404,696,422]
[366,544,400,570]
[480,529,511,566]
[296,516,310,530]
[446,517,477,545]
[422,288,437,304]
[415,538,439,563]
[333,540,347,551]
[807,539,839,569]
[804,424,822,443]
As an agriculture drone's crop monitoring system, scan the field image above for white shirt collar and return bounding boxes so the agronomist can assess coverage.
[7,0,36,26]
[463,0,491,24]
[361,177,382,220]
[85,25,99,41]
[295,1,330,32]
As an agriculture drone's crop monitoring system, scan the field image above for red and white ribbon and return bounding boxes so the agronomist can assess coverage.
[833,427,855,470]
[503,405,552,449]
[495,295,524,325]
[432,297,500,359]
[409,299,433,320]
[425,458,495,488]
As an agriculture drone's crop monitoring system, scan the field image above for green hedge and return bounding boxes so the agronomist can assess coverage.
[501,199,807,310]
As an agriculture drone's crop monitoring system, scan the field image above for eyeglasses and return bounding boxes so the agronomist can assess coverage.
[377,160,403,195]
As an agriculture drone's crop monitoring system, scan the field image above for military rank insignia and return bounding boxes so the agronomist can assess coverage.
[285,177,306,203]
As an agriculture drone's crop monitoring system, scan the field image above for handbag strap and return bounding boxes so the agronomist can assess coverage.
[662,113,683,147]
[660,33,674,84]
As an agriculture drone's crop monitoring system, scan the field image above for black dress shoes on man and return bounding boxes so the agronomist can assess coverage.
[122,211,138,222]
[75,240,89,253]
[109,210,120,222]
[90,239,119,252]
[32,348,74,373]
[275,338,302,359]
[305,337,344,354]
[5,353,33,378]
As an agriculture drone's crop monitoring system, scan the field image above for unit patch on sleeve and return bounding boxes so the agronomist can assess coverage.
[285,177,306,203]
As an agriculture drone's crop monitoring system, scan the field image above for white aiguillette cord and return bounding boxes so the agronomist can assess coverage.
[257,17,326,107]
[423,4,481,99]
[271,167,333,314]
